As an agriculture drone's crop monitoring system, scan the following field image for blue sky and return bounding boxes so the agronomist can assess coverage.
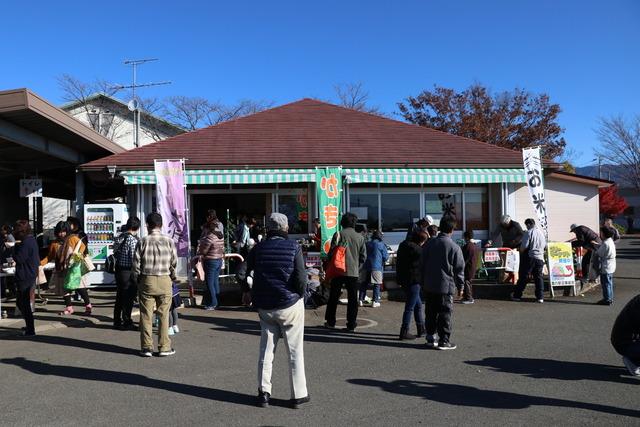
[2,0,638,166]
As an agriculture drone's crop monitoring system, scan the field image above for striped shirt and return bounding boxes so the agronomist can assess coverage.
[133,230,177,280]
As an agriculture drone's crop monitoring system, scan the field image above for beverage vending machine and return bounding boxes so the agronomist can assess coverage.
[83,203,129,285]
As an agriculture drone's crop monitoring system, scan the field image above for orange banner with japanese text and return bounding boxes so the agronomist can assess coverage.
[316,167,342,258]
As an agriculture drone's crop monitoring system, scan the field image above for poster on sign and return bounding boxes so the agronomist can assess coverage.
[316,167,342,258]
[547,242,576,288]
[504,250,520,273]
[522,147,549,236]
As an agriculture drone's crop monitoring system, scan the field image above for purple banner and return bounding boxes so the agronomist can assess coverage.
[154,160,189,257]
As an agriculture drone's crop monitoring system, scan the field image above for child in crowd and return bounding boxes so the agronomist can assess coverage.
[596,226,617,305]
[427,225,439,240]
[460,230,478,304]
[168,282,182,335]
[360,230,389,308]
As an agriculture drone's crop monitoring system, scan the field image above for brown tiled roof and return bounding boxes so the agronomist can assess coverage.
[81,98,541,170]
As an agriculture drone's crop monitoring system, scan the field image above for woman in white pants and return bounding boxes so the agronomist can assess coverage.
[247,213,310,409]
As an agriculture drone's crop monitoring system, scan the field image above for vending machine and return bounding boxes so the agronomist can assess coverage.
[83,203,129,285]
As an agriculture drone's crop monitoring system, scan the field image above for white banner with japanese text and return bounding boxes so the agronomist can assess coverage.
[522,147,549,236]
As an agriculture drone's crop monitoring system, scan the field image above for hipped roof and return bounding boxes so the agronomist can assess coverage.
[81,98,553,171]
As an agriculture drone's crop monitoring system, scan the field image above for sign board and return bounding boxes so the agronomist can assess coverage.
[547,241,577,296]
[484,249,501,263]
[19,179,42,198]
[504,250,520,273]
[316,167,342,258]
[304,252,321,268]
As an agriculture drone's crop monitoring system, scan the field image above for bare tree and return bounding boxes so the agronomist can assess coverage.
[57,74,127,141]
[595,115,640,189]
[161,96,273,130]
[555,147,578,173]
[334,82,380,114]
[137,96,178,142]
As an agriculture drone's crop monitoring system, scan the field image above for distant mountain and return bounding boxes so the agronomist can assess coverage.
[575,165,633,187]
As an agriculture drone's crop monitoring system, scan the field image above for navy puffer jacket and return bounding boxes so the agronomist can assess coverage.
[249,233,306,310]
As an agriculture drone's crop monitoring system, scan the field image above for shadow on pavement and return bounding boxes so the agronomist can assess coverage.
[1,357,264,407]
[0,334,137,355]
[347,379,640,418]
[465,357,637,385]
[180,313,420,349]
[543,299,600,306]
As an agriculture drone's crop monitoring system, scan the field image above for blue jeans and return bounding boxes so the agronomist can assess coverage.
[402,284,424,328]
[358,283,381,303]
[204,259,223,307]
[601,273,614,302]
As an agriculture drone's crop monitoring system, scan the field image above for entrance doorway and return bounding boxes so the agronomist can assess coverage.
[191,193,272,244]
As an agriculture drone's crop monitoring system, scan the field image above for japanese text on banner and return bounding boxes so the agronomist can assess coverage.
[154,160,190,257]
[522,147,549,236]
[316,167,342,257]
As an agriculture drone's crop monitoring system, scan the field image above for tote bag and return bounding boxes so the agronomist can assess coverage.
[63,239,86,291]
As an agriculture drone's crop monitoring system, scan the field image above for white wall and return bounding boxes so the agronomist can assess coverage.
[514,177,600,242]
[42,197,72,229]
[65,103,175,150]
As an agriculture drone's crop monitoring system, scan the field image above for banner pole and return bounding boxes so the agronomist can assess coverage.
[183,159,194,300]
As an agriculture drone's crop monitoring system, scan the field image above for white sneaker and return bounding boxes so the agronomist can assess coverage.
[623,357,640,376]
[372,301,381,308]
[537,299,544,304]
[168,327,175,336]
[358,300,364,307]
[173,325,180,333]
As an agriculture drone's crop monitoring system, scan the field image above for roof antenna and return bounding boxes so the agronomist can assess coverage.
[112,58,171,148]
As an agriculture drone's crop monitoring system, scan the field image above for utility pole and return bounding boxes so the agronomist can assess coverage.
[593,155,602,179]
[113,58,170,148]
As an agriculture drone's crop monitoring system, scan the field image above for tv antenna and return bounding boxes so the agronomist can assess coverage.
[113,58,171,148]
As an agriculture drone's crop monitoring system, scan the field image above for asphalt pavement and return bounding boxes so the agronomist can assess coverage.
[1,238,639,426]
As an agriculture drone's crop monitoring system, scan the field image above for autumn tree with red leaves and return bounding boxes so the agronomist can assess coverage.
[397,84,566,159]
[599,185,628,217]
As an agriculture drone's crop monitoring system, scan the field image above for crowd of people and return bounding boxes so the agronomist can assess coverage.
[1,207,638,409]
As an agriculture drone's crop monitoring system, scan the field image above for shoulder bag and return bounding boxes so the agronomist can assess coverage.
[325,232,347,280]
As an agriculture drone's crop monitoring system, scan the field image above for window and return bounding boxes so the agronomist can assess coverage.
[277,193,309,234]
[464,189,488,231]
[350,193,379,231]
[381,193,420,232]
[425,192,462,226]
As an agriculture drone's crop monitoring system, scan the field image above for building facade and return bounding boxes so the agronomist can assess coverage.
[61,93,185,150]
[80,99,610,250]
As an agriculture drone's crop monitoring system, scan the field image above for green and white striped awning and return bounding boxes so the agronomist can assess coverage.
[344,168,526,184]
[120,167,525,185]
[120,169,316,185]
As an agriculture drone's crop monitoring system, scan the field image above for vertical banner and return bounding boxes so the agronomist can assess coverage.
[547,242,576,288]
[522,147,549,236]
[154,159,190,257]
[316,167,342,258]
